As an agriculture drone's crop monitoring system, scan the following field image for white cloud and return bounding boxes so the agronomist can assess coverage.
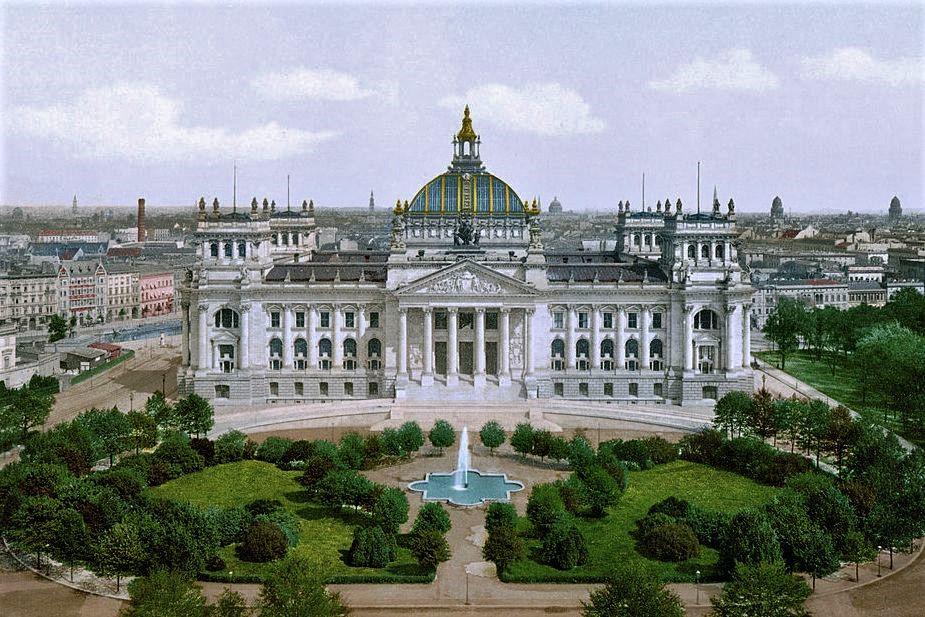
[800,48,923,86]
[439,83,604,137]
[648,49,780,93]
[252,68,378,102]
[8,83,336,163]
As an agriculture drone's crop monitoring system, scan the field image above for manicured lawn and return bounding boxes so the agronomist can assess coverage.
[149,460,426,582]
[503,460,779,583]
[756,350,921,446]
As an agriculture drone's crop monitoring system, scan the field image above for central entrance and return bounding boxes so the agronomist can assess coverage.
[459,341,474,376]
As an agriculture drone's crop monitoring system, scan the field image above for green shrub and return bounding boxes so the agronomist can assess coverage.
[555,475,584,515]
[188,437,215,466]
[485,502,518,534]
[151,433,203,482]
[648,496,691,519]
[578,464,622,517]
[412,502,451,535]
[682,506,730,547]
[254,437,293,465]
[348,526,396,567]
[205,506,253,546]
[482,522,525,574]
[245,499,284,516]
[280,439,314,468]
[640,522,700,562]
[371,486,409,535]
[634,512,675,538]
[540,514,588,570]
[362,434,383,468]
[678,429,725,465]
[299,452,341,490]
[239,520,288,562]
[397,421,425,455]
[255,508,300,547]
[408,529,450,570]
[338,433,366,470]
[381,428,404,457]
[214,430,247,464]
[567,435,595,471]
[526,483,566,537]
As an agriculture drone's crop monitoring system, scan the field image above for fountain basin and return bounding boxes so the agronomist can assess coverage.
[409,469,524,507]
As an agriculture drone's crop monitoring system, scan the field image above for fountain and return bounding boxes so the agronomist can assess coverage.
[409,424,523,507]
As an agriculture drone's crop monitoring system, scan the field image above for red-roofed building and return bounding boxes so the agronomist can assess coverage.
[88,342,122,359]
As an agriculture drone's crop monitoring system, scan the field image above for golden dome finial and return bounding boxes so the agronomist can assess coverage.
[394,199,403,215]
[457,105,477,142]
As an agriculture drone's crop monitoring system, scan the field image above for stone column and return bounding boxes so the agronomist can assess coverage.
[742,304,752,368]
[212,341,219,371]
[640,307,650,370]
[422,307,434,386]
[684,305,694,372]
[198,303,209,371]
[308,305,318,368]
[725,305,736,371]
[474,307,486,386]
[447,307,459,386]
[566,306,576,369]
[591,305,601,370]
[239,303,250,370]
[332,306,343,367]
[282,306,294,369]
[181,302,190,366]
[616,307,626,369]
[524,308,535,377]
[358,307,367,339]
[499,308,511,384]
[398,308,408,377]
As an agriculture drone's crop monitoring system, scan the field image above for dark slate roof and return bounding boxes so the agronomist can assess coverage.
[308,251,389,264]
[547,262,668,283]
[265,264,387,283]
[848,281,884,291]
[28,242,107,257]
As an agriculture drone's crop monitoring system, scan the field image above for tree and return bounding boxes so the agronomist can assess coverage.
[214,430,248,464]
[48,314,69,343]
[211,589,249,617]
[710,561,812,617]
[1,385,54,440]
[122,570,208,617]
[317,470,373,511]
[51,507,89,581]
[532,430,554,461]
[567,434,596,471]
[719,509,782,574]
[380,428,404,457]
[540,515,588,570]
[408,529,451,570]
[348,526,396,567]
[579,465,621,517]
[582,567,684,617]
[763,297,807,370]
[96,521,147,592]
[510,422,535,459]
[549,436,571,463]
[173,394,214,437]
[257,555,348,617]
[428,419,455,454]
[337,432,366,470]
[145,390,175,432]
[526,483,566,537]
[485,502,518,534]
[93,407,131,466]
[748,387,779,442]
[482,522,525,575]
[823,406,859,471]
[126,411,157,455]
[370,486,409,535]
[412,502,452,535]
[240,520,288,562]
[714,391,754,438]
[794,526,840,590]
[841,530,876,582]
[479,420,505,454]
[397,421,425,455]
[12,495,61,569]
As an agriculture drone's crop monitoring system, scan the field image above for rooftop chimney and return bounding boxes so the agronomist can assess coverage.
[137,198,147,243]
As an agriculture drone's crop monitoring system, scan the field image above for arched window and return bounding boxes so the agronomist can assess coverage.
[576,338,590,359]
[687,245,696,259]
[715,244,724,259]
[294,338,308,357]
[694,309,719,330]
[282,232,289,246]
[237,241,246,258]
[601,338,614,358]
[213,308,239,329]
[551,339,565,358]
[367,338,381,358]
[625,339,639,358]
[269,338,283,357]
[649,338,663,357]
[319,338,332,358]
[224,242,233,258]
[633,233,641,246]
[343,338,357,357]
[654,235,662,247]
[210,242,219,257]
[701,245,710,259]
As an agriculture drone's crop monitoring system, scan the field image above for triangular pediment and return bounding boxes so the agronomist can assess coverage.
[397,259,535,296]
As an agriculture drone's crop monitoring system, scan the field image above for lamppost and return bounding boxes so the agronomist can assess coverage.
[162,373,166,395]
[465,571,470,605]
[695,570,701,604]
[129,391,134,412]
[877,545,882,577]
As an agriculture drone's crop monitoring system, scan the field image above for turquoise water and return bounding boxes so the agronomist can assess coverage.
[408,470,524,506]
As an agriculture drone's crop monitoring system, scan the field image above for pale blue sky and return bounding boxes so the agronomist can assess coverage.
[2,2,922,213]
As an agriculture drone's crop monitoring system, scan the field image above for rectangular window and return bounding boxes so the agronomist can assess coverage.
[214,385,230,399]
[295,311,305,328]
[344,382,354,396]
[269,382,279,396]
[294,382,304,396]
[368,382,379,396]
[652,312,662,329]
[369,311,380,328]
[629,382,639,397]
[553,312,564,329]
[702,385,718,400]
[319,382,329,396]
[654,383,664,397]
[554,382,564,397]
[271,312,281,328]
[578,312,589,329]
[345,311,355,328]
[320,311,330,328]
[459,312,473,330]
[603,312,613,329]
[603,382,614,396]
[435,311,448,330]
[628,312,638,329]
[579,382,589,397]
[486,312,498,330]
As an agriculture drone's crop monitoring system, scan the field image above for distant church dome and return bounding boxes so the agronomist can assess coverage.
[548,197,563,214]
[405,107,530,217]
[889,195,902,220]
[770,195,784,219]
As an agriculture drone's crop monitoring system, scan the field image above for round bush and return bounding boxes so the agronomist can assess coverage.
[635,512,675,538]
[648,496,691,519]
[540,515,588,570]
[348,526,396,567]
[239,520,288,562]
[412,502,451,535]
[641,522,700,562]
[255,437,293,465]
[206,555,227,571]
[245,499,284,516]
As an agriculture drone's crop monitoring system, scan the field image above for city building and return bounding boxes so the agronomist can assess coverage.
[180,108,755,405]
[140,269,175,317]
[106,264,140,320]
[547,197,563,214]
[0,270,59,329]
[889,195,902,221]
[36,229,101,244]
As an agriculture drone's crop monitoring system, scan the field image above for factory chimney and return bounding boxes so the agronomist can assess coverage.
[137,198,147,243]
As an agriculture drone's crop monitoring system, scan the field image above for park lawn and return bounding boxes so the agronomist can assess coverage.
[755,350,920,446]
[149,460,425,582]
[503,460,779,584]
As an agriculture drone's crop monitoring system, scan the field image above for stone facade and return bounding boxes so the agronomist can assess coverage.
[179,110,754,406]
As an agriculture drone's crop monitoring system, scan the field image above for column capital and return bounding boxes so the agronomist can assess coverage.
[683,303,696,314]
[447,306,458,314]
[422,306,433,315]
[723,304,737,315]
[474,307,486,314]
[240,302,252,313]
[398,307,408,315]
[525,307,535,316]
[500,306,511,314]
[742,302,753,311]
[198,302,209,313]
[616,305,626,314]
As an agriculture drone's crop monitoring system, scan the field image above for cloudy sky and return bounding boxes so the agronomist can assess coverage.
[1,3,922,213]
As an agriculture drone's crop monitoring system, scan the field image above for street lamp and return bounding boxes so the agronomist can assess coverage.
[465,571,470,605]
[877,546,882,577]
[129,392,134,412]
[695,570,701,604]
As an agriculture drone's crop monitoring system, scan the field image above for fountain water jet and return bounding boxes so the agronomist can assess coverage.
[453,426,470,489]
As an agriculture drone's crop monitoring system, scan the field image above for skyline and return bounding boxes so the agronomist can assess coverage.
[1,3,922,213]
